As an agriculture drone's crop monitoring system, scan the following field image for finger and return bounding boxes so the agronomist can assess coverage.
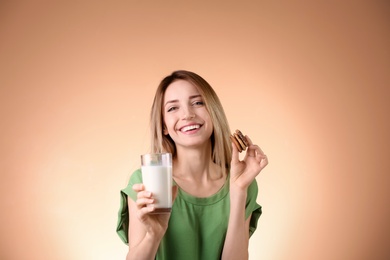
[246,146,257,158]
[137,190,153,199]
[245,136,257,157]
[132,183,145,192]
[137,205,155,221]
[255,146,267,162]
[136,197,155,209]
[256,145,266,157]
[246,135,265,156]
[246,135,254,146]
[246,136,264,155]
[247,150,259,161]
[245,135,269,170]
[231,141,240,164]
[260,154,269,169]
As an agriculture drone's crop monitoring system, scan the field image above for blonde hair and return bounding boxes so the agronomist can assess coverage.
[149,70,232,174]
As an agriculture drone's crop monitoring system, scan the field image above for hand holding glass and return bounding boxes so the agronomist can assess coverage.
[141,153,172,213]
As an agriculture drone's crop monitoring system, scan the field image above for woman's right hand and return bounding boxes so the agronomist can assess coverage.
[132,184,178,238]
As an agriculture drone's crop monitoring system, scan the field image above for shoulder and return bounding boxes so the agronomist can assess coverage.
[129,168,142,184]
[121,169,142,198]
[248,178,259,191]
[246,178,259,199]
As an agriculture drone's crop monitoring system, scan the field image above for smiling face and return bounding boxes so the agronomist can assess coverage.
[162,79,213,150]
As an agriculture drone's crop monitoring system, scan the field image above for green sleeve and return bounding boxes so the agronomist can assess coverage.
[245,179,262,237]
[116,169,143,244]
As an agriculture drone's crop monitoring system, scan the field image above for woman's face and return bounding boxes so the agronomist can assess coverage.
[162,79,213,150]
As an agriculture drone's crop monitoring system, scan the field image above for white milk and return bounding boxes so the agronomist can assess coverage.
[141,165,172,211]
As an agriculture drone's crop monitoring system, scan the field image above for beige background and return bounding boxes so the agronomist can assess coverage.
[1,1,389,259]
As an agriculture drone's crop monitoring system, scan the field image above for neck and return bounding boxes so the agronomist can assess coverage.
[173,144,222,182]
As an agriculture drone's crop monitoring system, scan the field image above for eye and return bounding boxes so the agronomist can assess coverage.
[192,100,204,106]
[167,106,178,112]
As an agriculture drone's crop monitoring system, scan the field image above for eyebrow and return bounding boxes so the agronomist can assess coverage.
[164,94,202,107]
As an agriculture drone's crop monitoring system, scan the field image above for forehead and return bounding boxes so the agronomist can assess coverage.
[163,79,201,101]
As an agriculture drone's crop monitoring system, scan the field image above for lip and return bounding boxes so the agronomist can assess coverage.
[179,123,202,132]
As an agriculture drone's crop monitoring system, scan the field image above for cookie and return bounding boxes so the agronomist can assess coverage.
[230,129,249,152]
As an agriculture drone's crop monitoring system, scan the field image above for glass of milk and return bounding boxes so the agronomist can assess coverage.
[141,153,172,213]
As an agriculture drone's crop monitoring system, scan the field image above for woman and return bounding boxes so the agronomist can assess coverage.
[116,70,268,259]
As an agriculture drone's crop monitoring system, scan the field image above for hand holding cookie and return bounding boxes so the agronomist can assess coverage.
[230,129,249,153]
[230,129,268,190]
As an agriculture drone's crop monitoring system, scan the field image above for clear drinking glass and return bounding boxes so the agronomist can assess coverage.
[141,153,172,213]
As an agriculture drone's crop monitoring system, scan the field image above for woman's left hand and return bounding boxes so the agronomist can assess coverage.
[230,135,268,190]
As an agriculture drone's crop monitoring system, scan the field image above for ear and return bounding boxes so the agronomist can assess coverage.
[163,126,168,135]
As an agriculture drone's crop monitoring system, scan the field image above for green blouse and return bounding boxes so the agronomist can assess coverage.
[116,169,262,260]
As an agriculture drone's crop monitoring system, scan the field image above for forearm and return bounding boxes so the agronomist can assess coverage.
[127,232,162,260]
[221,187,249,260]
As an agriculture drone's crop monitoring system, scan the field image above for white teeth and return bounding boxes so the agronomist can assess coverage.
[181,125,200,132]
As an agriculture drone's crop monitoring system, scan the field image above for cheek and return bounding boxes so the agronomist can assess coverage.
[201,110,212,124]
[163,116,175,131]
[205,113,215,132]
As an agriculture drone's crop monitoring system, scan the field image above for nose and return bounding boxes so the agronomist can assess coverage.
[182,106,195,120]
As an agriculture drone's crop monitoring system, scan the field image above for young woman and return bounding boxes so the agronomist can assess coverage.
[116,70,268,260]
